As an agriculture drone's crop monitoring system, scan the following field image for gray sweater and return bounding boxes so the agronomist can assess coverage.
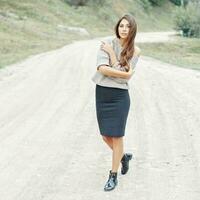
[91,37,139,90]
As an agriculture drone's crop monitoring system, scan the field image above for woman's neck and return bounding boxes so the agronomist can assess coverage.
[117,37,125,48]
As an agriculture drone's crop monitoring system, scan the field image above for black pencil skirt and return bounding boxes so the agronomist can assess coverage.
[95,84,130,137]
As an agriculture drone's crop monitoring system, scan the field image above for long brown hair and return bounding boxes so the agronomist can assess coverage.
[115,14,137,68]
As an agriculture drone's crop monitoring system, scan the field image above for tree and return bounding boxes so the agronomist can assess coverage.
[174,1,200,37]
[169,0,189,6]
[64,0,89,6]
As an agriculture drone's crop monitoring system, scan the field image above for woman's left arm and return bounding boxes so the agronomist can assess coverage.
[100,41,119,67]
[100,42,140,81]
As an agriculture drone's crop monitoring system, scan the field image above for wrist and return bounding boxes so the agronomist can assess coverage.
[112,61,120,67]
[110,51,117,62]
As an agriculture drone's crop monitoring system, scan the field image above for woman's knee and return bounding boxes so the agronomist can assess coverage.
[112,137,123,144]
[102,135,111,142]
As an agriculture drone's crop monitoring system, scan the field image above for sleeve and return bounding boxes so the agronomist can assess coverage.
[108,63,128,84]
[96,47,110,70]
[130,55,139,69]
[111,55,139,71]
[108,55,140,84]
[111,63,127,72]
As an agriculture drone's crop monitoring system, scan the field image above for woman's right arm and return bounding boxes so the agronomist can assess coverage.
[96,41,133,79]
[98,65,133,79]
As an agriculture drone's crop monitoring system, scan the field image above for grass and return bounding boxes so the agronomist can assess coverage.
[0,0,199,70]
[0,0,92,68]
[126,0,175,32]
[138,35,200,70]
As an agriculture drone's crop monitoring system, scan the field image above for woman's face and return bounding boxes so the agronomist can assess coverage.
[118,18,130,39]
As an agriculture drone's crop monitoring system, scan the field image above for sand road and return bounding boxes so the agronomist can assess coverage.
[0,32,200,199]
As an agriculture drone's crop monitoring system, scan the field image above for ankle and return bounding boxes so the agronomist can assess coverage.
[104,170,118,191]
[109,170,118,179]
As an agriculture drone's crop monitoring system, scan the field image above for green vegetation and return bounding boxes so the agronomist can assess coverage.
[0,0,199,70]
[0,0,94,68]
[138,36,200,70]
[0,0,176,68]
[173,2,200,38]
[169,0,188,6]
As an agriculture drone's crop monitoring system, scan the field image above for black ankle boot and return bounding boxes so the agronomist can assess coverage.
[121,153,133,175]
[104,170,118,191]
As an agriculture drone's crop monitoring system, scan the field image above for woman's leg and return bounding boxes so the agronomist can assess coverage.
[102,136,113,150]
[112,137,124,172]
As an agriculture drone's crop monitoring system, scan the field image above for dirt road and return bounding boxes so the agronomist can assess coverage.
[0,33,200,199]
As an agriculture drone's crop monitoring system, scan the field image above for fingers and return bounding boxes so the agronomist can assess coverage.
[100,41,112,50]
[100,41,105,47]
[100,41,113,54]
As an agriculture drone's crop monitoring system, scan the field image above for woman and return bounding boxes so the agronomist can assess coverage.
[92,13,141,191]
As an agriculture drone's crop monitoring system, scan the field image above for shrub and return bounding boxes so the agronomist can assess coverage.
[64,0,89,6]
[148,0,164,6]
[170,0,189,6]
[89,0,106,6]
[64,0,105,6]
[174,2,200,37]
[188,3,200,37]
[140,0,152,10]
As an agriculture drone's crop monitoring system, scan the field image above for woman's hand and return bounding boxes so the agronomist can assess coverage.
[101,41,118,66]
[100,41,115,56]
[126,67,134,79]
